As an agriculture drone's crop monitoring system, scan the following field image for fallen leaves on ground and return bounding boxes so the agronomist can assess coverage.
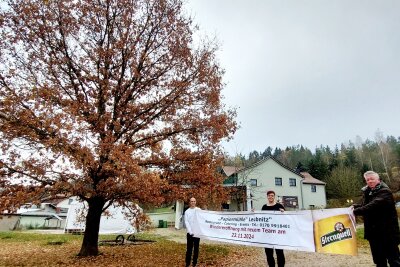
[0,232,251,267]
[0,230,375,267]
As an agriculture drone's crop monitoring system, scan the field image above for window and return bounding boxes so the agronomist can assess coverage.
[282,196,298,208]
[289,178,296,187]
[250,179,257,186]
[275,177,282,186]
[311,185,317,192]
[233,174,238,184]
[222,203,230,210]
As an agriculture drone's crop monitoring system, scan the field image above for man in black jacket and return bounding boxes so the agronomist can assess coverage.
[353,171,400,267]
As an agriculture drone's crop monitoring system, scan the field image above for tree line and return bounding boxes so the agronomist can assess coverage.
[224,132,400,199]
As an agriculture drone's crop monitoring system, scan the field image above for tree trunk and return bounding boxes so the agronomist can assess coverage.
[378,143,391,183]
[78,197,105,256]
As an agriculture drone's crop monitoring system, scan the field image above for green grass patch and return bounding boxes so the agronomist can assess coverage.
[97,232,163,243]
[134,232,164,241]
[146,206,174,213]
[0,234,13,239]
[97,234,121,241]
[355,227,369,248]
[0,231,82,243]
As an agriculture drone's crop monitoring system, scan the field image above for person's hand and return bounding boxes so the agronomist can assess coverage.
[349,207,356,224]
[279,208,284,212]
[251,208,255,212]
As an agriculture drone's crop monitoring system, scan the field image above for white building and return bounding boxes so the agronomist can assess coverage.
[221,157,327,211]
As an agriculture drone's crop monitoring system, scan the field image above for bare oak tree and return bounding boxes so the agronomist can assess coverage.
[0,0,236,256]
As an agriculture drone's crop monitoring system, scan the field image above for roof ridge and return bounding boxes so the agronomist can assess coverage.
[237,156,304,177]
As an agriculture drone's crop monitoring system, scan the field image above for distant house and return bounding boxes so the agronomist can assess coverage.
[15,201,67,229]
[0,194,176,231]
[220,166,242,183]
[300,171,327,209]
[222,156,326,211]
[0,195,72,231]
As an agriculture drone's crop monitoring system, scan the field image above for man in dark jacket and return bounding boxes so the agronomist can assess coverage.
[353,171,400,267]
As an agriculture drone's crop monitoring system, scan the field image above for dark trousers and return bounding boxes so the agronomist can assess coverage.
[265,248,285,267]
[186,233,200,267]
[369,238,400,267]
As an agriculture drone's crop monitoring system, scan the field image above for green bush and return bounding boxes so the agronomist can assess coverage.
[25,223,41,230]
[326,197,362,209]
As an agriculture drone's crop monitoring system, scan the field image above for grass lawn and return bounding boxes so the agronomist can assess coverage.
[150,206,174,213]
[355,227,370,248]
[0,231,249,267]
[0,229,370,267]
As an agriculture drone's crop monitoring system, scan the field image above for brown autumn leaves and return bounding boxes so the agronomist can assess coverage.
[0,0,236,255]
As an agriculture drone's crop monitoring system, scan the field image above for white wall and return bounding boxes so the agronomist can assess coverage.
[19,216,65,229]
[301,183,327,209]
[238,159,304,210]
[0,215,19,231]
[147,212,175,227]
[175,200,184,229]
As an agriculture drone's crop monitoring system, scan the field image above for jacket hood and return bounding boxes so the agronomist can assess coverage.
[361,181,389,192]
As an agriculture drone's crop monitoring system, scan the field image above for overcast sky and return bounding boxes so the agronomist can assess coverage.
[184,0,400,156]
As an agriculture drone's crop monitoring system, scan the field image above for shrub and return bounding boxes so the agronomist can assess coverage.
[25,223,41,230]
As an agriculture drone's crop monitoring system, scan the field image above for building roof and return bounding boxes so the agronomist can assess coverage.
[300,172,326,185]
[221,166,242,177]
[222,158,326,185]
[237,156,304,178]
[40,194,69,205]
[18,211,67,218]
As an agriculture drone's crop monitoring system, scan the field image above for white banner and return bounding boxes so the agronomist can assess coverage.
[192,208,357,255]
[192,210,315,252]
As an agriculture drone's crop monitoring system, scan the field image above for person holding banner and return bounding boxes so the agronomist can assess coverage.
[353,171,400,267]
[262,190,285,267]
[184,197,201,267]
